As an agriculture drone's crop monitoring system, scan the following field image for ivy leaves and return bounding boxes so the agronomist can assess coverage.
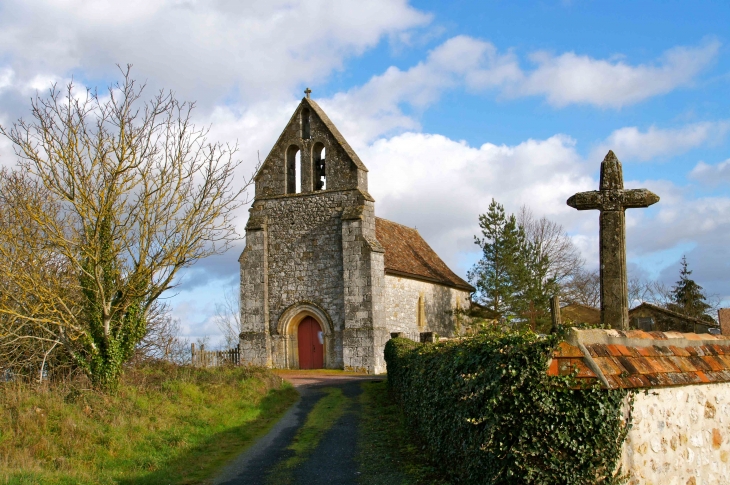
[385,331,630,484]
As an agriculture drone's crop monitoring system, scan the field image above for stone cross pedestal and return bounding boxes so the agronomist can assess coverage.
[567,151,659,330]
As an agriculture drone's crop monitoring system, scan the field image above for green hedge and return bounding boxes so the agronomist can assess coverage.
[385,331,631,484]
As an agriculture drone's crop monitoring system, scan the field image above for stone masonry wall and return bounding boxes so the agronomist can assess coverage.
[245,189,374,369]
[383,275,470,338]
[238,226,270,366]
[622,382,730,484]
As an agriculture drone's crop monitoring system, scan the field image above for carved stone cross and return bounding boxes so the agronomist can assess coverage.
[304,87,312,98]
[567,150,660,330]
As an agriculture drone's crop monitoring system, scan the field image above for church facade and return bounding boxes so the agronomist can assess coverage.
[238,95,473,373]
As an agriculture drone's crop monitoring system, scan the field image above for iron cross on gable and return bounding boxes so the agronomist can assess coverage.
[567,150,660,330]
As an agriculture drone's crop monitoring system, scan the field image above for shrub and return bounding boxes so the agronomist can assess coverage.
[385,331,630,484]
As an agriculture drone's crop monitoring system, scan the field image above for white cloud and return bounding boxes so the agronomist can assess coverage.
[314,38,721,148]
[358,131,593,274]
[319,36,520,145]
[592,121,730,162]
[0,0,431,107]
[514,41,720,108]
[690,159,730,186]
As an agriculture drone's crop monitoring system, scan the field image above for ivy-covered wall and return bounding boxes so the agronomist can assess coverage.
[385,332,630,484]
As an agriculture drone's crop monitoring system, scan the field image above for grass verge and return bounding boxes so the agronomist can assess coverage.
[265,386,349,484]
[357,380,451,485]
[0,363,298,485]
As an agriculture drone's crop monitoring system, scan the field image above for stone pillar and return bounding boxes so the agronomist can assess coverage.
[599,210,629,329]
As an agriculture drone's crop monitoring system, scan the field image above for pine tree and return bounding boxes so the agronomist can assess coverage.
[668,256,713,322]
[469,200,557,328]
[469,199,524,317]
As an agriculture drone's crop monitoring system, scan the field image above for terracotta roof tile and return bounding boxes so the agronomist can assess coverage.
[668,345,690,357]
[547,328,730,389]
[606,344,623,357]
[696,371,710,383]
[375,218,474,292]
[711,344,728,355]
[587,344,611,358]
[553,342,584,358]
[615,344,636,357]
[593,357,626,376]
[687,356,713,372]
[667,356,697,373]
[700,345,717,355]
[547,359,559,376]
[702,356,725,372]
[635,346,656,357]
[655,357,682,373]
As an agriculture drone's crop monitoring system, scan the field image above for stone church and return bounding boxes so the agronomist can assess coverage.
[239,93,473,373]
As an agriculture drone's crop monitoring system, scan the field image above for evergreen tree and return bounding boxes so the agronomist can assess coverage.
[668,256,713,322]
[468,199,525,317]
[469,200,557,329]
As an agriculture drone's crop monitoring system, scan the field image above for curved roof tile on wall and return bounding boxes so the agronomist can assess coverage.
[375,217,475,292]
[548,328,730,389]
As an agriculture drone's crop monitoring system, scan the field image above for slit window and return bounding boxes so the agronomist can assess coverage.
[302,108,311,139]
[313,142,326,191]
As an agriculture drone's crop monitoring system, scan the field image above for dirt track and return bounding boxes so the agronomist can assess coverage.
[212,371,383,485]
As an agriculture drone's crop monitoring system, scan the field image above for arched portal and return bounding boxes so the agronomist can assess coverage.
[277,302,334,369]
[297,317,323,369]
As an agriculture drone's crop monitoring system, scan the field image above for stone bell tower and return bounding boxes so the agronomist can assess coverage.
[238,90,389,373]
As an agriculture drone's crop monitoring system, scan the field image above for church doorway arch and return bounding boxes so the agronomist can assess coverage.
[297,317,324,369]
[277,302,333,369]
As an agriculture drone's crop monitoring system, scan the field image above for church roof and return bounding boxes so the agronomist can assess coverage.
[375,218,474,292]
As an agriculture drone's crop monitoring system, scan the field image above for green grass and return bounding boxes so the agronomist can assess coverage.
[266,387,349,484]
[357,380,451,485]
[0,363,299,484]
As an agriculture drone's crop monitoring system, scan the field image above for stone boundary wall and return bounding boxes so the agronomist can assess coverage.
[623,382,730,484]
[552,328,730,483]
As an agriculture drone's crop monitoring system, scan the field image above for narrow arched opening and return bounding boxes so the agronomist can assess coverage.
[302,108,311,139]
[286,145,301,194]
[313,142,326,191]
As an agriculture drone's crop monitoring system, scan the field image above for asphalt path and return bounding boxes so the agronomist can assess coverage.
[212,372,383,485]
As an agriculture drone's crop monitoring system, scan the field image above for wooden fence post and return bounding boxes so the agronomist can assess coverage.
[550,295,561,334]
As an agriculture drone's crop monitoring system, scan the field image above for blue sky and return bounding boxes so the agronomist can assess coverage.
[0,1,728,344]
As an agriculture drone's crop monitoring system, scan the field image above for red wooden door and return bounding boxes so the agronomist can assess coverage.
[297,317,324,369]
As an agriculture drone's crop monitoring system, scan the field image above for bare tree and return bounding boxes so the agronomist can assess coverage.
[133,301,189,364]
[0,67,256,389]
[561,268,600,307]
[517,206,584,285]
[0,168,77,382]
[213,286,241,349]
